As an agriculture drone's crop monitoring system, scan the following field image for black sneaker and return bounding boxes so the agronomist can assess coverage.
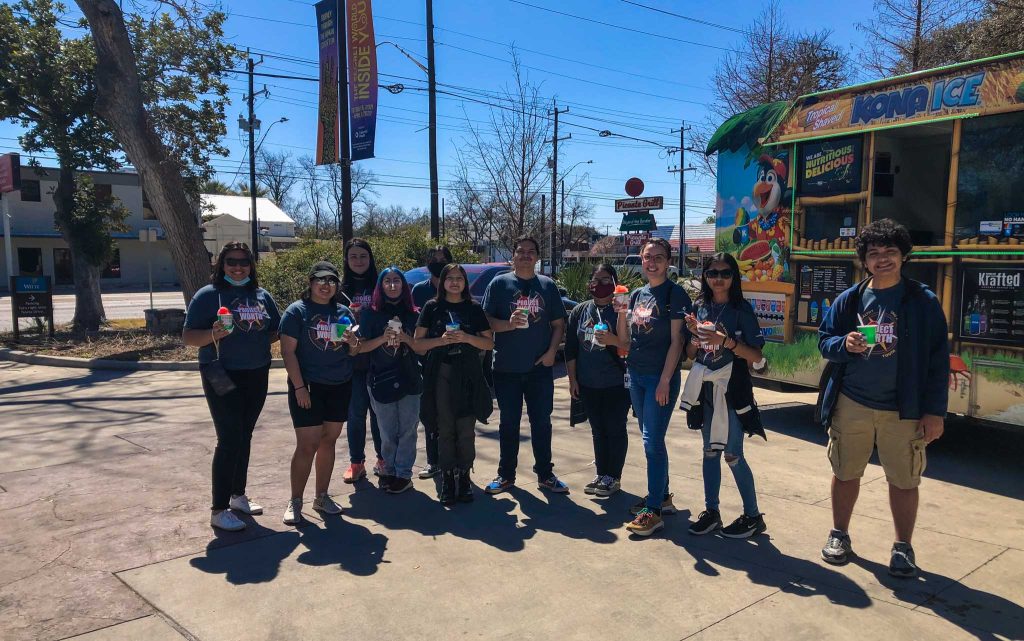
[386,477,413,494]
[688,509,723,535]
[821,529,853,565]
[889,542,918,578]
[584,475,602,495]
[418,464,440,479]
[721,513,767,539]
[377,474,395,490]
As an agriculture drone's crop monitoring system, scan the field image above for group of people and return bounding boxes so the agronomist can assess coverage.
[185,218,949,579]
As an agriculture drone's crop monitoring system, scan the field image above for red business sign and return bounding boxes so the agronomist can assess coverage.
[0,153,21,193]
[625,177,644,197]
[615,196,663,213]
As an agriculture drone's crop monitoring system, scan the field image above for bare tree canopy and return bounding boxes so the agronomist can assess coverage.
[256,149,300,209]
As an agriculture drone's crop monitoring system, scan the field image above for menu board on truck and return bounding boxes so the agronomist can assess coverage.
[958,265,1024,345]
[742,291,788,343]
[796,263,854,327]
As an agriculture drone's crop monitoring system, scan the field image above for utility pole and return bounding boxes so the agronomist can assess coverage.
[547,101,570,274]
[337,0,354,242]
[441,197,445,236]
[246,49,263,260]
[560,179,565,256]
[540,193,546,257]
[668,121,694,273]
[426,0,440,239]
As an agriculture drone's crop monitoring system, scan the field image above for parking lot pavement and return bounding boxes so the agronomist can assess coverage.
[0,361,1021,641]
[0,289,186,331]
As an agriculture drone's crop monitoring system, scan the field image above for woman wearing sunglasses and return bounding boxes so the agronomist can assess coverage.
[681,252,767,539]
[565,264,629,497]
[278,261,359,525]
[183,242,281,532]
[357,268,423,494]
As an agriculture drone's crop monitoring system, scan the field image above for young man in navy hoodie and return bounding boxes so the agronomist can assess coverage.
[817,219,949,578]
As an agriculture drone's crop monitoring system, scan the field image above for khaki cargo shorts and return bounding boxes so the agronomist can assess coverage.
[827,394,927,489]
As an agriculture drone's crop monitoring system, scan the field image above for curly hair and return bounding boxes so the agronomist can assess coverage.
[855,218,913,268]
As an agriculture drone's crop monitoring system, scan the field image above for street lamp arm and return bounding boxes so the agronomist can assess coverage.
[376,41,429,74]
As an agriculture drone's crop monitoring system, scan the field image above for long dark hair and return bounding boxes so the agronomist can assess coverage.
[211,241,259,290]
[342,237,378,293]
[371,266,415,313]
[700,252,745,307]
[434,263,472,303]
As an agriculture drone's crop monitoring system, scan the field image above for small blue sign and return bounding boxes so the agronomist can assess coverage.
[14,276,47,293]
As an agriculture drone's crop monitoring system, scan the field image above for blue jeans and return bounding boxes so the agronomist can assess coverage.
[701,395,759,516]
[370,392,421,480]
[493,365,554,482]
[348,369,381,464]
[628,369,681,510]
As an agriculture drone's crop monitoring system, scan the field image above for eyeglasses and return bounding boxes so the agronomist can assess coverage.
[705,269,734,279]
[225,258,251,267]
[312,277,338,286]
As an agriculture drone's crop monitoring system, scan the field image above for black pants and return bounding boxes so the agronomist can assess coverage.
[579,384,630,480]
[425,428,439,466]
[436,363,476,470]
[201,365,270,510]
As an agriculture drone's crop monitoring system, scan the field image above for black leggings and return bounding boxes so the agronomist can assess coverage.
[436,363,476,470]
[201,365,270,510]
[579,384,630,479]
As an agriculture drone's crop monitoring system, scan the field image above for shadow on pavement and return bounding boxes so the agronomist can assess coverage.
[295,514,389,577]
[0,369,135,397]
[508,486,620,544]
[190,527,301,585]
[760,404,1024,500]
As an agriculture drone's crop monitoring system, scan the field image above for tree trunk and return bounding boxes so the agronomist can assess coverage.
[75,0,211,303]
[53,165,106,332]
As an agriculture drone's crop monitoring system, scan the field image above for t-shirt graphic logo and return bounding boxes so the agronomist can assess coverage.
[230,297,267,332]
[861,307,898,358]
[579,316,601,352]
[510,293,543,324]
[307,314,345,352]
[631,296,659,334]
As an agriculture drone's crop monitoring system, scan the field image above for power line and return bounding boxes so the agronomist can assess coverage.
[617,1,745,34]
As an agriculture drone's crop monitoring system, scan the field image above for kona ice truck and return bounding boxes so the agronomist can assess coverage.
[706,50,1024,429]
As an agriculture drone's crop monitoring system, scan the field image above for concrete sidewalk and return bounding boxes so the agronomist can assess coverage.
[0,361,1021,641]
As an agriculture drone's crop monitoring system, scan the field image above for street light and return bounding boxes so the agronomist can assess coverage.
[255,117,288,156]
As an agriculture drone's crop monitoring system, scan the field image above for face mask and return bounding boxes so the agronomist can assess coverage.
[427,261,445,278]
[589,281,615,299]
[224,275,251,287]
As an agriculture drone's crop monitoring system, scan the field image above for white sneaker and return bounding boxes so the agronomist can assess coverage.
[283,498,303,525]
[210,509,246,531]
[229,494,263,515]
[312,493,343,515]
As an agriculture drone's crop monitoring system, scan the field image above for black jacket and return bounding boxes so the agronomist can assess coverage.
[419,347,492,435]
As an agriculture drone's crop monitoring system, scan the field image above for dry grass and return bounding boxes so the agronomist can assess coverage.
[3,321,283,362]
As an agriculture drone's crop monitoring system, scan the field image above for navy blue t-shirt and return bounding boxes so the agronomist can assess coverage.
[627,280,691,376]
[279,299,355,385]
[411,280,438,310]
[185,284,280,369]
[343,277,374,371]
[843,281,903,410]
[565,300,623,389]
[691,299,765,371]
[483,272,567,374]
[359,303,420,376]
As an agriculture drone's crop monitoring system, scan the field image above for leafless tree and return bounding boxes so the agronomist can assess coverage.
[297,155,329,237]
[256,148,299,209]
[455,53,551,256]
[857,0,982,77]
[323,162,378,235]
[358,203,427,237]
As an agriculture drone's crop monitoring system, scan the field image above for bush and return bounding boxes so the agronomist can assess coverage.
[555,262,644,302]
[259,231,478,305]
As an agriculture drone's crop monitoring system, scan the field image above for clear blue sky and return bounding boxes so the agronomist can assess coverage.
[0,0,872,233]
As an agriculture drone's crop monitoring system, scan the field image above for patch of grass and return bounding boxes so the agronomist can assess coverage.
[962,350,1024,387]
[762,332,823,378]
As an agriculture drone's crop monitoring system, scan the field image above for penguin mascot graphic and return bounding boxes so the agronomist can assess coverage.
[733,152,791,246]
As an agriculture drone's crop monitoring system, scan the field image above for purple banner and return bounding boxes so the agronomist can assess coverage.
[347,0,378,161]
[315,0,340,165]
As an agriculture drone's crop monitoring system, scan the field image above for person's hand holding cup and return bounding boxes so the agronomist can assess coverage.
[846,329,869,354]
[612,285,630,314]
[387,318,403,347]
[511,308,529,329]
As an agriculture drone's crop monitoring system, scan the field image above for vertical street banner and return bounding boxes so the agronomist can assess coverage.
[314,0,340,165]
[347,0,378,161]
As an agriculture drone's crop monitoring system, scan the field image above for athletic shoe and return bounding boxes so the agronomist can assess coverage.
[386,477,414,494]
[584,475,602,495]
[889,542,919,578]
[625,508,664,537]
[312,493,343,515]
[373,457,385,477]
[539,475,569,493]
[282,498,303,526]
[688,509,723,535]
[594,476,621,497]
[210,510,245,531]
[484,476,514,495]
[343,463,366,484]
[228,494,263,515]
[630,494,677,516]
[418,464,441,479]
[378,474,395,491]
[821,529,854,565]
[722,513,767,539]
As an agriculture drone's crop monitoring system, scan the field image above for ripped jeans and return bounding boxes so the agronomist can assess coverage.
[701,400,759,517]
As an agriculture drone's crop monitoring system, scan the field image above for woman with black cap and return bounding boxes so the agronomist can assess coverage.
[279,261,359,525]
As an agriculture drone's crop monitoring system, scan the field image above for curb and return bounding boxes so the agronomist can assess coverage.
[0,348,285,372]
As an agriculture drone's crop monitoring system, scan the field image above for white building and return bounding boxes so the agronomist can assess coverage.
[0,165,179,291]
[200,194,297,255]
